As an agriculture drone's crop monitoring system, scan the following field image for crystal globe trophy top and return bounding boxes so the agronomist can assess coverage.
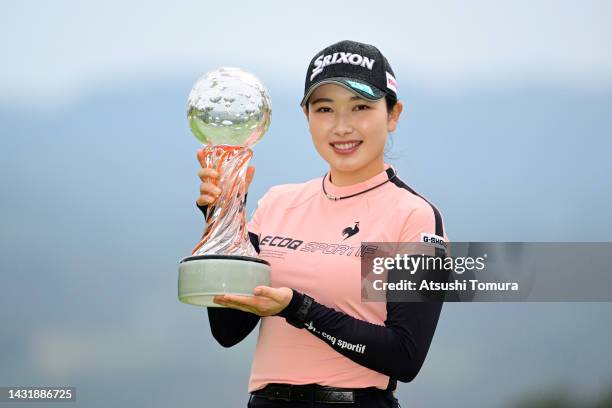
[178,67,272,307]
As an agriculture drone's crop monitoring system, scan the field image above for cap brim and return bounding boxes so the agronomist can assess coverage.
[300,77,386,106]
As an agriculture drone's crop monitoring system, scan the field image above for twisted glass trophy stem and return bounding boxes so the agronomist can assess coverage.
[192,145,256,257]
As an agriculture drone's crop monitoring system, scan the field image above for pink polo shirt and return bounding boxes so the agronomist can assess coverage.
[246,163,447,392]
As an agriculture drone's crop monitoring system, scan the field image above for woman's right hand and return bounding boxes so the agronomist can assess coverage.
[196,149,255,206]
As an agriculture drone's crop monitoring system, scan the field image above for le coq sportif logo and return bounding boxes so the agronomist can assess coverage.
[342,222,360,240]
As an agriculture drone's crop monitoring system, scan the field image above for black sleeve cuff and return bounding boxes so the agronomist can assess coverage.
[277,289,304,319]
[196,201,208,217]
[277,289,314,329]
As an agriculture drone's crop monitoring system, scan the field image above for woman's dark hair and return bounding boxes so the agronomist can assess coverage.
[385,94,398,113]
[384,94,399,160]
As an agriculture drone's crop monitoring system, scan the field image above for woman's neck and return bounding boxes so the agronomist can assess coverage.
[329,160,385,186]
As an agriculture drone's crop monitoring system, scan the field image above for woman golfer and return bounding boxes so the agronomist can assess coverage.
[196,40,448,408]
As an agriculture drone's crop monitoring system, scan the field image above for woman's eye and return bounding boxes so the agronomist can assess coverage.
[316,107,332,113]
[355,104,370,111]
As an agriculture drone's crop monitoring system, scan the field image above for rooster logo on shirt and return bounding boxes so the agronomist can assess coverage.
[342,221,360,240]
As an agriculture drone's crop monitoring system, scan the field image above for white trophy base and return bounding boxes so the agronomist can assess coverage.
[178,255,271,307]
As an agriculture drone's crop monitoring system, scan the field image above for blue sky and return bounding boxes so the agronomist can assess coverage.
[2,0,611,108]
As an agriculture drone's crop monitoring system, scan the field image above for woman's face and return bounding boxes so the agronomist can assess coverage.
[303,83,402,183]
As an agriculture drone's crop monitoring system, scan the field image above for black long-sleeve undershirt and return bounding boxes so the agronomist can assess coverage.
[206,231,262,347]
[208,282,442,383]
[277,288,443,383]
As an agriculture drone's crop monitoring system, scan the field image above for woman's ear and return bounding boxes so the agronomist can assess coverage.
[387,100,404,133]
[302,105,309,121]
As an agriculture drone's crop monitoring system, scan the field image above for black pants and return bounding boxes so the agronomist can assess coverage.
[247,392,401,408]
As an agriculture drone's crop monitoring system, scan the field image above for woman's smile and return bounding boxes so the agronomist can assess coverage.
[329,140,363,155]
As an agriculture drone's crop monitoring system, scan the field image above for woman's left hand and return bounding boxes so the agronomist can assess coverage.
[212,286,293,316]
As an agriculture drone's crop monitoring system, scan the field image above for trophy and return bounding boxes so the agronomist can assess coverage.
[178,67,272,307]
